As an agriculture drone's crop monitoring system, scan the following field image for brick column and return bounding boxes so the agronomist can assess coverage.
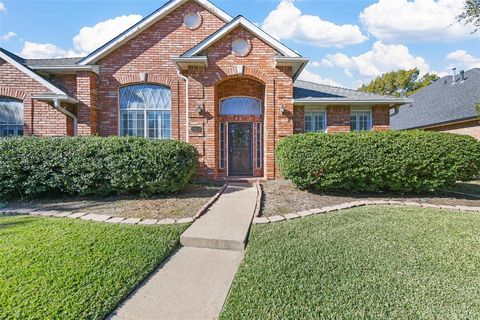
[293,105,305,133]
[76,71,98,136]
[372,105,390,131]
[327,105,350,132]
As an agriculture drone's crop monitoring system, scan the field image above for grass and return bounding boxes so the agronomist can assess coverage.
[221,206,480,319]
[0,215,188,320]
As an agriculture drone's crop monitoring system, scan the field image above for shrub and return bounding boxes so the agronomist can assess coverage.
[0,137,199,198]
[276,130,480,193]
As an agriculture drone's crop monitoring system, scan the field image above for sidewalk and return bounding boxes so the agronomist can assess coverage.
[108,183,258,320]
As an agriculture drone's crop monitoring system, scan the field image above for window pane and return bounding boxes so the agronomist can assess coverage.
[120,110,144,137]
[0,97,23,137]
[304,111,325,132]
[119,84,171,139]
[119,84,171,110]
[220,97,262,116]
[219,123,225,169]
[256,122,262,168]
[161,111,171,139]
[351,111,371,131]
[147,111,159,139]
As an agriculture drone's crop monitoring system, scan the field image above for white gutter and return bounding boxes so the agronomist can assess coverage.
[176,68,189,143]
[53,99,78,136]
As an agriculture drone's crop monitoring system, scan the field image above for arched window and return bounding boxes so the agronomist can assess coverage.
[119,84,171,139]
[220,97,262,116]
[0,97,23,137]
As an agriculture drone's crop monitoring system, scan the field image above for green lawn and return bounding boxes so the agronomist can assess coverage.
[222,206,480,319]
[0,215,188,320]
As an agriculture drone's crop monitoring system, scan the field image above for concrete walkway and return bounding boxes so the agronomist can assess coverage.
[108,183,257,320]
[181,183,258,251]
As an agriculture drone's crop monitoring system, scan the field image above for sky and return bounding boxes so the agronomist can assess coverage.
[0,0,479,88]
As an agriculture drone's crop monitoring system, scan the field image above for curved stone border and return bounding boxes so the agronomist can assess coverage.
[253,182,262,218]
[0,184,229,226]
[193,183,228,220]
[252,200,480,225]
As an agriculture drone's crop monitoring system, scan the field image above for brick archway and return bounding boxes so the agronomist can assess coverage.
[0,88,27,101]
[215,75,266,178]
[217,66,270,85]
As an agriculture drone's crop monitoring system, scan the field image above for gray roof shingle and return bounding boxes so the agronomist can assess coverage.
[293,80,406,102]
[25,57,83,67]
[391,68,480,129]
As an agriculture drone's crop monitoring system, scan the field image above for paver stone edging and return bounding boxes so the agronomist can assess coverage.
[252,201,480,225]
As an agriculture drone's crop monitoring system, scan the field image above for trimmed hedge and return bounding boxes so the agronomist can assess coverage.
[0,137,198,198]
[276,130,480,193]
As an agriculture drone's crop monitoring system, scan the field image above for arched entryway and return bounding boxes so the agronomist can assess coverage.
[215,76,265,178]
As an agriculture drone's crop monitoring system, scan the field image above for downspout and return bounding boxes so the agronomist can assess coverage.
[177,68,189,143]
[53,99,78,136]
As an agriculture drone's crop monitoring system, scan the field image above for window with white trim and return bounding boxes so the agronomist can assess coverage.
[220,97,262,116]
[119,84,171,139]
[350,111,372,131]
[0,97,23,137]
[304,110,326,132]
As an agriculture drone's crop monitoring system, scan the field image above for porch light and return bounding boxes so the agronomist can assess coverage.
[196,102,205,116]
[279,105,286,116]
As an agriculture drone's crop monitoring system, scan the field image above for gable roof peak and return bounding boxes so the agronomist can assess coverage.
[78,0,233,65]
[181,14,301,58]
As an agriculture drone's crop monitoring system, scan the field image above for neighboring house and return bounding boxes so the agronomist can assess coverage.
[391,68,480,140]
[0,0,408,180]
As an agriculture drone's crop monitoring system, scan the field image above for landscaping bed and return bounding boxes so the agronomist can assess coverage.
[222,206,480,319]
[261,179,480,217]
[3,183,222,220]
[0,215,187,320]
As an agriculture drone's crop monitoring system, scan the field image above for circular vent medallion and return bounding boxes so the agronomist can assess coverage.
[183,12,202,30]
[231,38,251,57]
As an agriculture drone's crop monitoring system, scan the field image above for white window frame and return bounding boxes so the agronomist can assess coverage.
[0,97,24,137]
[118,84,171,139]
[303,106,327,133]
[350,110,373,132]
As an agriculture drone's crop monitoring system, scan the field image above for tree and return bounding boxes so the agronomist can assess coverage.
[358,69,440,97]
[456,0,480,34]
[476,102,480,120]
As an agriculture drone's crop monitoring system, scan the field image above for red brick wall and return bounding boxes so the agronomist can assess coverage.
[426,119,480,140]
[96,0,226,138]
[294,105,391,133]
[372,105,390,131]
[0,58,70,136]
[327,105,350,132]
[186,25,294,179]
[293,105,305,133]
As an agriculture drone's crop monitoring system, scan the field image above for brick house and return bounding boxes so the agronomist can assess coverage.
[0,0,408,180]
[391,68,480,140]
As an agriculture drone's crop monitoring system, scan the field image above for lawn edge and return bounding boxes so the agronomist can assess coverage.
[252,201,480,225]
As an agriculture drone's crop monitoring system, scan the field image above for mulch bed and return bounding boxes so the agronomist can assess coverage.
[261,179,480,217]
[3,183,223,220]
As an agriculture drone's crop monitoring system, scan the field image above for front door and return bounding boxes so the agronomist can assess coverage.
[228,122,253,176]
